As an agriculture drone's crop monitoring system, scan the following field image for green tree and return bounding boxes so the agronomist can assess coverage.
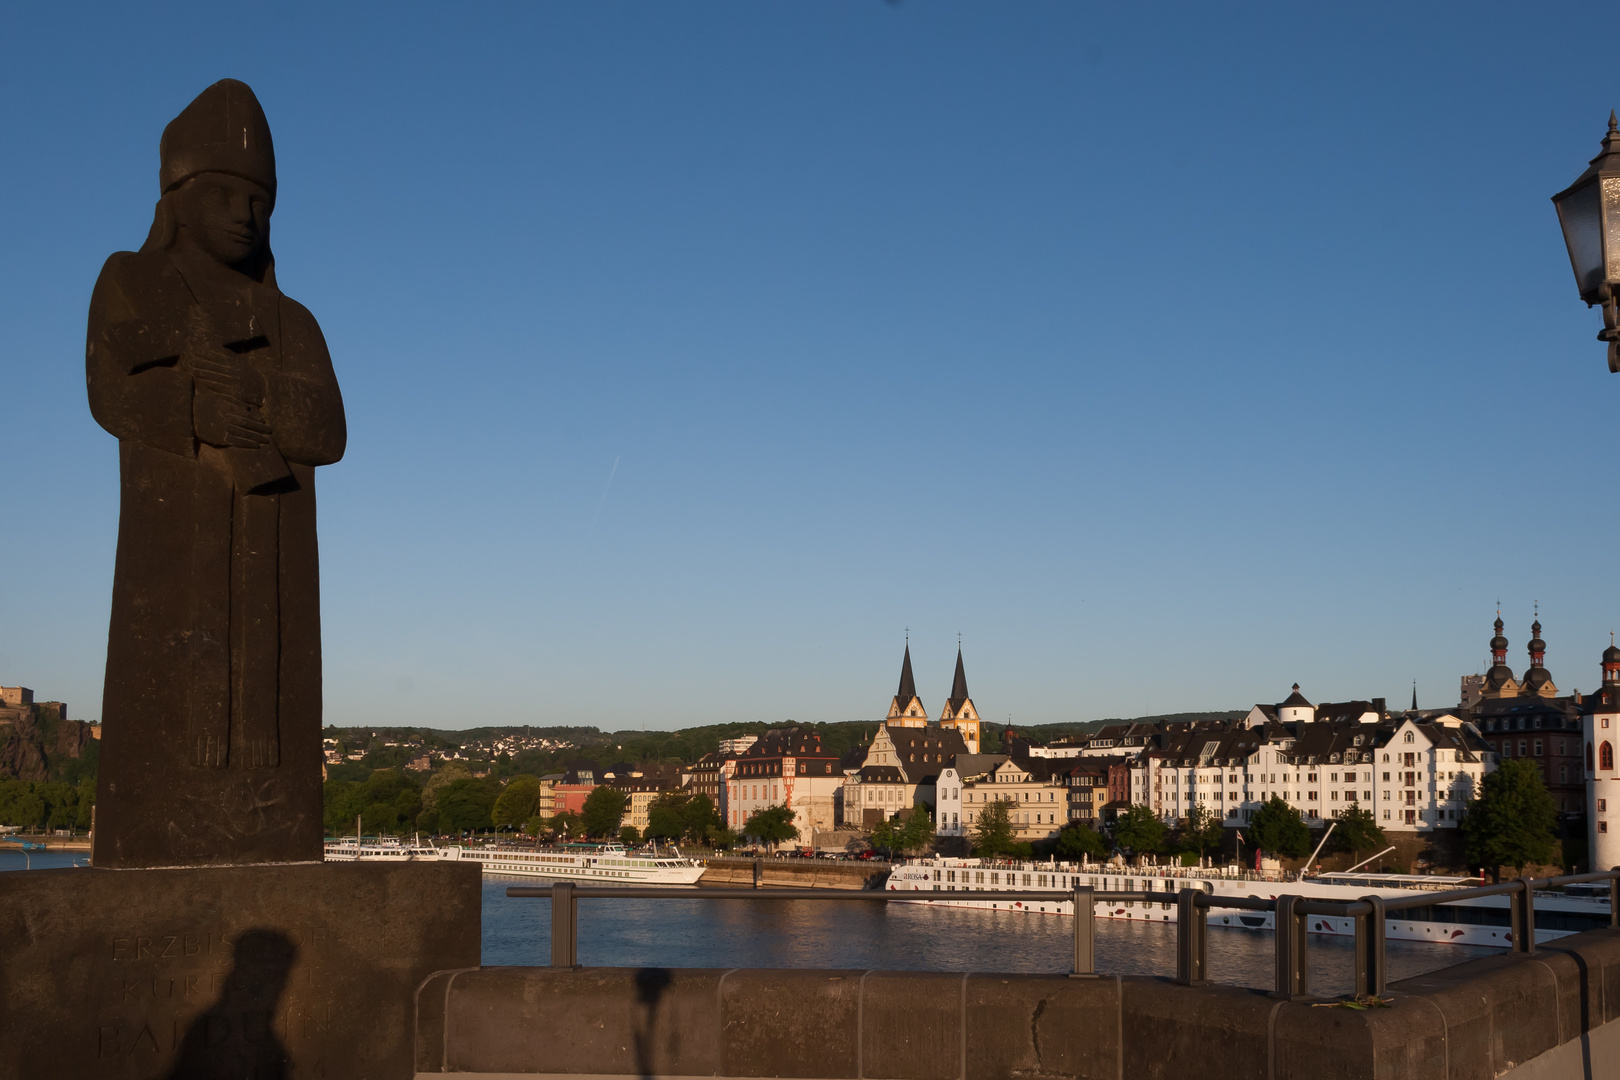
[870,815,899,855]
[1179,804,1226,859]
[1247,796,1312,858]
[897,804,935,855]
[74,777,95,830]
[642,790,721,845]
[581,786,630,838]
[871,807,932,856]
[1055,821,1107,861]
[421,761,471,812]
[323,767,424,837]
[492,775,541,827]
[680,793,721,845]
[619,825,641,846]
[437,777,498,834]
[0,780,46,829]
[644,790,695,841]
[544,810,583,840]
[1330,803,1387,861]
[742,804,799,851]
[972,798,1019,857]
[1113,805,1168,855]
[1461,758,1559,881]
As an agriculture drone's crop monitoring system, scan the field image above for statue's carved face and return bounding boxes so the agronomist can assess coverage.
[171,172,272,270]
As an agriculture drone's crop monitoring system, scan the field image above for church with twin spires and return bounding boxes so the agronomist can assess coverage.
[885,642,982,755]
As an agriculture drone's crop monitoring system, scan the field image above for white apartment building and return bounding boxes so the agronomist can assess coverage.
[1113,686,1492,834]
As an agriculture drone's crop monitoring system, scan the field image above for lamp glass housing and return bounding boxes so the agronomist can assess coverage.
[1556,179,1604,301]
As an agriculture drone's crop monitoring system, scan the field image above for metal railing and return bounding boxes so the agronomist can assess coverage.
[510,868,1620,999]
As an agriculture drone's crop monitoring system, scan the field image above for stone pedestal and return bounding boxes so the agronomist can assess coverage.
[0,860,480,1080]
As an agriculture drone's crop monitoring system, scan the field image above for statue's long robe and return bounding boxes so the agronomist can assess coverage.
[86,248,345,867]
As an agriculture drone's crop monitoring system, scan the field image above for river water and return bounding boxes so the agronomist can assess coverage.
[2,852,1498,997]
[477,873,1497,996]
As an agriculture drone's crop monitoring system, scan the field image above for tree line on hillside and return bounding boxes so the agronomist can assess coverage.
[322,721,890,784]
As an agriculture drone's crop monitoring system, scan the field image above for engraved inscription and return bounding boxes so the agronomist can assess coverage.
[112,925,328,963]
[94,925,334,1072]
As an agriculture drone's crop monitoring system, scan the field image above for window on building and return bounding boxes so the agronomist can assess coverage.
[1604,742,1615,772]
[1603,822,1610,834]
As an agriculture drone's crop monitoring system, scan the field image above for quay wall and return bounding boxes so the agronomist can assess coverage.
[701,856,890,890]
[414,927,1620,1080]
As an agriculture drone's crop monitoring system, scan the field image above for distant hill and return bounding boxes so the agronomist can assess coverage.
[318,710,1251,778]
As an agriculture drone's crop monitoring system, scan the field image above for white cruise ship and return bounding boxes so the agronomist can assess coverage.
[323,837,440,861]
[324,837,707,884]
[437,842,706,885]
[885,857,1611,947]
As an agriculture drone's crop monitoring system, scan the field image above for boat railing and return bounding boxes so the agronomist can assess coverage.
[508,867,1620,997]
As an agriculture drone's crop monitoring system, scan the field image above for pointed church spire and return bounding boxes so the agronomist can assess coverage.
[897,642,917,704]
[950,645,969,708]
[1411,680,1418,712]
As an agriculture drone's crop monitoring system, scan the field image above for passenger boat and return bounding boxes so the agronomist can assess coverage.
[436,842,706,885]
[322,837,439,862]
[884,858,1612,947]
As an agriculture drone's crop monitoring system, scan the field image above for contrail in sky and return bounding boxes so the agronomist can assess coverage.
[588,455,620,538]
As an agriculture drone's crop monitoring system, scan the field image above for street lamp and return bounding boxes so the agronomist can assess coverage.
[1552,111,1620,371]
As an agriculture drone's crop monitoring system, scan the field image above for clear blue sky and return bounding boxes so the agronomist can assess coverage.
[3,3,1616,730]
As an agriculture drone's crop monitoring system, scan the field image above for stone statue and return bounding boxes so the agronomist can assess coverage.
[87,80,345,867]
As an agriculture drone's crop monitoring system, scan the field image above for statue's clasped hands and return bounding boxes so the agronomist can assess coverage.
[190,348,271,449]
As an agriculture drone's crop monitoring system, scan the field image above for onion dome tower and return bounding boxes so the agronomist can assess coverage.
[1482,614,1520,699]
[886,640,928,726]
[1522,616,1560,698]
[1584,635,1620,872]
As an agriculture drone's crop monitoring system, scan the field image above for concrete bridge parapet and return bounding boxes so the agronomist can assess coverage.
[414,928,1620,1080]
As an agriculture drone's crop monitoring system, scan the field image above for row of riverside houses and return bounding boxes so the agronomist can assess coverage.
[702,620,1576,847]
[514,616,1615,852]
[833,618,1602,848]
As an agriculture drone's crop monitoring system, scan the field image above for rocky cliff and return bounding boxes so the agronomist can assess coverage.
[0,704,95,782]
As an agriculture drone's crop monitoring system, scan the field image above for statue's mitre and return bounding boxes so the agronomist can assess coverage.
[159,79,276,199]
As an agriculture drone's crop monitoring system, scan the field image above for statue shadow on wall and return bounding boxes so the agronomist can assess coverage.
[167,928,296,1080]
[632,967,673,1080]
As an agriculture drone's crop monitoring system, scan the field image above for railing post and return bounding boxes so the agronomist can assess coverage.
[1273,895,1309,999]
[1512,876,1536,955]
[1175,889,1208,985]
[550,881,578,968]
[1069,886,1096,978]
[753,858,762,889]
[1610,868,1619,929]
[1354,895,1386,998]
